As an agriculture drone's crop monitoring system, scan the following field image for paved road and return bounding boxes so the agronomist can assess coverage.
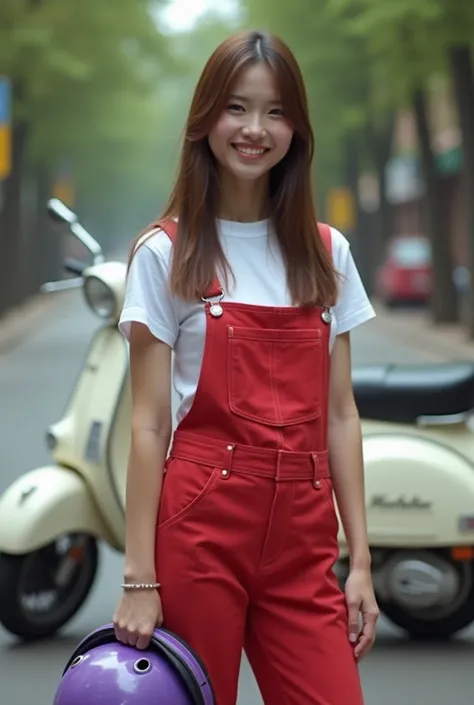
[0,293,472,705]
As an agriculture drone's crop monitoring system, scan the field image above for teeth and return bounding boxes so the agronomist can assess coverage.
[236,147,266,155]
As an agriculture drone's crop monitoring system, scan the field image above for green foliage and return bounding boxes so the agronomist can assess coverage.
[0,0,178,242]
[5,0,471,248]
[242,0,474,199]
[73,9,243,245]
[73,10,244,246]
[1,0,170,125]
[242,0,373,195]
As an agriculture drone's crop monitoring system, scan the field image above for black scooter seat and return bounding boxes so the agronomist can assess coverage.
[352,362,474,424]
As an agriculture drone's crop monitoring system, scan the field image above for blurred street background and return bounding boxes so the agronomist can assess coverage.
[1,0,474,703]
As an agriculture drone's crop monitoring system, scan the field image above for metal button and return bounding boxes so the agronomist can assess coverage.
[210,303,223,318]
[321,308,332,324]
[314,480,321,489]
[221,469,229,477]
[227,445,234,451]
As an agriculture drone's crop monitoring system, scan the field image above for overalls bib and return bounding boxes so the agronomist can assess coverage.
[155,222,364,705]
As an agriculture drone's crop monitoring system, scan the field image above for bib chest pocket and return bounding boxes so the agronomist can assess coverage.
[227,326,323,427]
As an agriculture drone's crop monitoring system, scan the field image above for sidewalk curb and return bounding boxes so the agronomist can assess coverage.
[373,302,474,362]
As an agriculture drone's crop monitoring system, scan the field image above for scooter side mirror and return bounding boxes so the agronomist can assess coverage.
[47,198,77,226]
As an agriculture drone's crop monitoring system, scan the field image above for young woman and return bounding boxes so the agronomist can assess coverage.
[114,29,379,705]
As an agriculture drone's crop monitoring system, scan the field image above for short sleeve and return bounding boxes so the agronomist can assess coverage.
[118,238,179,348]
[332,228,375,335]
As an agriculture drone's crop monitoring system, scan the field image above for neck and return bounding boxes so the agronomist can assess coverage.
[217,171,269,222]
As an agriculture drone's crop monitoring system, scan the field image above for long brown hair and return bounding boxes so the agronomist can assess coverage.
[131,30,338,307]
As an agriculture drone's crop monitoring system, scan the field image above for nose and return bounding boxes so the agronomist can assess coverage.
[242,113,266,140]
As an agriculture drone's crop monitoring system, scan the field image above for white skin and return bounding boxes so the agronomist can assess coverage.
[114,60,379,660]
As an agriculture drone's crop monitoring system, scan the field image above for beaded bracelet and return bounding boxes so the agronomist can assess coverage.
[121,583,161,590]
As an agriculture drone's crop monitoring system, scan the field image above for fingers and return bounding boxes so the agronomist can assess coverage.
[135,629,154,650]
[354,611,379,661]
[135,610,164,649]
[126,628,140,648]
[113,622,153,649]
[113,616,128,645]
[347,601,361,644]
[113,619,135,646]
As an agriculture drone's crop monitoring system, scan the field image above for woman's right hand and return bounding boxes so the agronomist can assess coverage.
[113,589,163,650]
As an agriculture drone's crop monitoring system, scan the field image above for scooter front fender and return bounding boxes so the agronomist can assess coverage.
[0,466,116,554]
[340,432,474,550]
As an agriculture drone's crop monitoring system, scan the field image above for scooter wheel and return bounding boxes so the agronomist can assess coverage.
[378,558,474,640]
[0,533,98,640]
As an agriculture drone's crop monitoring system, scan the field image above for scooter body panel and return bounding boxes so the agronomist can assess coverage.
[48,324,129,549]
[337,419,474,556]
[14,314,474,563]
[0,466,117,554]
[5,194,473,639]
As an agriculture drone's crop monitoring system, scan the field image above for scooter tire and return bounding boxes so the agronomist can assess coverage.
[378,571,474,640]
[0,534,99,641]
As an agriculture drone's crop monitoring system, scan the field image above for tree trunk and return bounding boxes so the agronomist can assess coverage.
[0,118,28,314]
[342,135,375,292]
[412,88,458,323]
[33,167,61,292]
[0,0,44,316]
[366,113,396,270]
[344,135,359,205]
[448,44,474,336]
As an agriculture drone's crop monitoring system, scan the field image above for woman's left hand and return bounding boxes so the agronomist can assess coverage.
[344,568,380,661]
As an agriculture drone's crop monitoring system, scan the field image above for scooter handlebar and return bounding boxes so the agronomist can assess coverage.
[41,278,83,294]
[63,258,88,277]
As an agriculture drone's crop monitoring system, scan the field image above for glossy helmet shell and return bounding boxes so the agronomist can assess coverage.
[52,623,215,705]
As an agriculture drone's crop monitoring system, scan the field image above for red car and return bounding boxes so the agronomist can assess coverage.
[375,235,432,307]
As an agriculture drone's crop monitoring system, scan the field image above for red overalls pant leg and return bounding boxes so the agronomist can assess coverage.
[155,222,365,705]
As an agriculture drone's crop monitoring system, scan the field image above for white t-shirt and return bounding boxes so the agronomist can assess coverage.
[119,218,375,423]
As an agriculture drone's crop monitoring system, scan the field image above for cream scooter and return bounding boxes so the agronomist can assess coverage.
[0,199,129,640]
[336,365,474,639]
[0,199,474,642]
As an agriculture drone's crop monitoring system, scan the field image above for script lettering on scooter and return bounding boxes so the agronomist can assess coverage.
[369,495,432,510]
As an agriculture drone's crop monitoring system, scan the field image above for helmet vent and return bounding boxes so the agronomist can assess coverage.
[134,658,152,674]
[70,655,84,668]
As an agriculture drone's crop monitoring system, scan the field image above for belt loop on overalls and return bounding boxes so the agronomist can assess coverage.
[311,453,321,490]
[276,450,283,482]
[221,443,235,479]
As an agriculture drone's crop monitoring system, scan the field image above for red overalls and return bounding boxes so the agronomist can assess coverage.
[155,222,364,705]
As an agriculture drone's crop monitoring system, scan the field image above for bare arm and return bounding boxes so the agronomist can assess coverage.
[123,322,172,584]
[327,332,370,570]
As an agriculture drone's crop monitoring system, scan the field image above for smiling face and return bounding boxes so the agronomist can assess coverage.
[208,62,294,187]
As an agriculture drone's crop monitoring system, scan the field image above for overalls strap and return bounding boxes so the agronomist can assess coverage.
[156,219,222,299]
[318,222,333,259]
[157,219,333,297]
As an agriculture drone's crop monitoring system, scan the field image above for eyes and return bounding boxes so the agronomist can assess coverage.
[227,103,285,117]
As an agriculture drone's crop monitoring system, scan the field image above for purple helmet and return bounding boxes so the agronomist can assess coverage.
[52,624,215,705]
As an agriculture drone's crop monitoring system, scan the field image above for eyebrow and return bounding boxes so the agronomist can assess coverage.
[228,93,282,105]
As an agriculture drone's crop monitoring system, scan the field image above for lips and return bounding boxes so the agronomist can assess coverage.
[232,143,270,156]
